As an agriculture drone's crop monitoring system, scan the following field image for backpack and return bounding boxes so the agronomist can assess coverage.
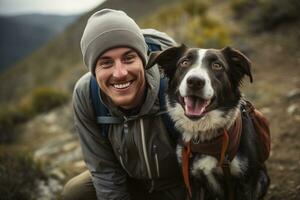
[241,100,271,163]
[89,29,180,141]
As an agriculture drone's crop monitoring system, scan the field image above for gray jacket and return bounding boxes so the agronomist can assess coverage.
[73,65,183,199]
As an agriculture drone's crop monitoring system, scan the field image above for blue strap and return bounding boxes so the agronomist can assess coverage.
[90,76,123,136]
[158,78,180,141]
[145,37,162,55]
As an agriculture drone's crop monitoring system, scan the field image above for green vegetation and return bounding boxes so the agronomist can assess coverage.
[140,0,230,48]
[30,87,69,114]
[0,153,46,200]
[0,87,69,143]
[230,0,300,31]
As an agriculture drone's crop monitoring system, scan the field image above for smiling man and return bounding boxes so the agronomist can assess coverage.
[95,47,146,109]
[62,9,185,200]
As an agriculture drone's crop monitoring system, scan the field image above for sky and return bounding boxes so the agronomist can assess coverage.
[0,0,105,16]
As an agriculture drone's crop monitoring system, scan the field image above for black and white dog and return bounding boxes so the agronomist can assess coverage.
[146,45,270,200]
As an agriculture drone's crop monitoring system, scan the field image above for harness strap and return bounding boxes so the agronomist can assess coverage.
[222,158,235,200]
[218,129,229,166]
[182,114,242,200]
[182,142,192,197]
[219,130,235,200]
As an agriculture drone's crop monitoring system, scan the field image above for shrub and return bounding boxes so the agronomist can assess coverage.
[0,153,46,200]
[249,0,300,31]
[140,0,230,48]
[30,87,69,114]
[0,87,69,143]
[230,0,258,18]
[231,0,300,32]
[184,16,230,48]
[0,105,30,143]
[183,0,209,17]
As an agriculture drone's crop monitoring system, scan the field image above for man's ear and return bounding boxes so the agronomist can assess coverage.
[222,46,253,83]
[145,44,187,78]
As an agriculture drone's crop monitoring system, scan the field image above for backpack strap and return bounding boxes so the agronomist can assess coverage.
[158,78,180,142]
[90,76,123,136]
[144,36,162,54]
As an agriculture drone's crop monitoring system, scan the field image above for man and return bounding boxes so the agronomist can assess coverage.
[62,9,185,200]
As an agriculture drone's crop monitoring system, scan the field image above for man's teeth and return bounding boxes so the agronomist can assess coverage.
[114,82,131,89]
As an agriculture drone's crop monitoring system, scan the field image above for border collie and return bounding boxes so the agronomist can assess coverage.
[146,45,270,200]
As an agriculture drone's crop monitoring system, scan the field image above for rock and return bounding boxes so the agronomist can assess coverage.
[73,160,86,170]
[269,184,276,190]
[62,141,79,152]
[286,89,300,101]
[36,178,63,200]
[287,104,300,115]
[34,134,75,159]
[50,169,66,181]
[260,107,272,115]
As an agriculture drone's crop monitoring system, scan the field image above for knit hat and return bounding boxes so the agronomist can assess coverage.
[80,9,148,75]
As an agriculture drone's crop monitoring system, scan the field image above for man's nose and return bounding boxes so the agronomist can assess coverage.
[113,60,128,78]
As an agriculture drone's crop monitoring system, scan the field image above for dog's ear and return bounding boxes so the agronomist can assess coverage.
[222,46,253,83]
[146,44,187,77]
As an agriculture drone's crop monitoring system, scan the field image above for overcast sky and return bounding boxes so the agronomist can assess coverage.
[0,0,105,16]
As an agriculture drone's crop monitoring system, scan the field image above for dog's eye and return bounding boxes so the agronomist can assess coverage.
[211,62,223,70]
[180,59,190,67]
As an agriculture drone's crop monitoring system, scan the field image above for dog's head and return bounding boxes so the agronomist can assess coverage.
[147,45,252,136]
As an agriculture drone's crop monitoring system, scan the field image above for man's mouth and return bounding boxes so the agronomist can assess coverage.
[180,95,213,118]
[113,81,132,89]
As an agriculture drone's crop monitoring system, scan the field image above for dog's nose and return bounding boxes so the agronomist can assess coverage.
[187,76,205,89]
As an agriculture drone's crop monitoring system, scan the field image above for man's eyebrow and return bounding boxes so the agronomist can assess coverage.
[123,49,138,56]
[98,49,137,60]
[98,56,111,61]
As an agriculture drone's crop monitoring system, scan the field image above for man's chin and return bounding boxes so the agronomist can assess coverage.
[111,96,137,109]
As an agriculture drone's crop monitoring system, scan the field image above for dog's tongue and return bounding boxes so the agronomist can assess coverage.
[184,96,209,117]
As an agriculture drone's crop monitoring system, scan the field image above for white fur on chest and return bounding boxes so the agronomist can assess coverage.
[168,101,240,142]
[177,145,247,193]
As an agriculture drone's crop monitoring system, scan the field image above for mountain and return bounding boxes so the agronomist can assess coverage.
[0,14,79,71]
[0,0,177,104]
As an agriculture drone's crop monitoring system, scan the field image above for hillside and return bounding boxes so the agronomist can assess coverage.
[1,0,300,199]
[0,14,78,71]
[0,0,178,104]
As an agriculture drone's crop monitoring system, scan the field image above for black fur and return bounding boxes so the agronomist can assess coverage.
[147,45,270,200]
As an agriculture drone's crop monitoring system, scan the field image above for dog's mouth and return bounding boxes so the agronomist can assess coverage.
[179,95,214,119]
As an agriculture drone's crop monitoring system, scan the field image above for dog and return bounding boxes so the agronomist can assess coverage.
[146,45,270,200]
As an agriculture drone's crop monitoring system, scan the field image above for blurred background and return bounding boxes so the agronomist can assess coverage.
[0,0,299,199]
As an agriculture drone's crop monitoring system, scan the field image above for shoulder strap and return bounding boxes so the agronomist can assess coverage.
[158,78,180,142]
[241,99,271,163]
[90,76,123,136]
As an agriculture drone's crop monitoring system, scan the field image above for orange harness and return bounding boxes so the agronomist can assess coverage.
[182,113,242,198]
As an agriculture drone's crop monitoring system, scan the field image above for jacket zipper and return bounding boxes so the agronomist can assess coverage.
[119,154,126,170]
[153,144,160,177]
[117,121,131,176]
[140,119,152,179]
[117,146,133,177]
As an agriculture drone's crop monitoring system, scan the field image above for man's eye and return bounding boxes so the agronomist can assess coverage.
[98,60,113,68]
[123,54,136,63]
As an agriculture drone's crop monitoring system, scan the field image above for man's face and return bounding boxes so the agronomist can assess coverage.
[95,47,146,109]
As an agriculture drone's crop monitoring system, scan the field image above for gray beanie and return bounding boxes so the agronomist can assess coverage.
[80,9,148,75]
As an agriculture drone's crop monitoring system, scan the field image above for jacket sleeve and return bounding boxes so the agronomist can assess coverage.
[72,73,130,200]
